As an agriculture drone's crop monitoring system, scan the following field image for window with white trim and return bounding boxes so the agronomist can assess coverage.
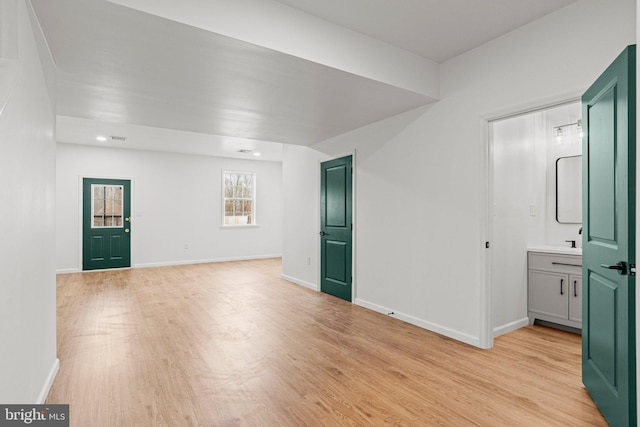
[222,171,256,226]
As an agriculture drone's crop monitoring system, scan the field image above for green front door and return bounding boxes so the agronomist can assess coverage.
[320,156,352,301]
[83,178,132,270]
[582,45,636,426]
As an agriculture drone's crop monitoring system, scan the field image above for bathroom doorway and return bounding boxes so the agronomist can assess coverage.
[488,101,582,341]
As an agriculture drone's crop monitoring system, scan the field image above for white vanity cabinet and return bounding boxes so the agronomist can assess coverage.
[527,251,582,329]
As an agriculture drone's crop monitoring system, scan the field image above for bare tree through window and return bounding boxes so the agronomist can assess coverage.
[223,172,255,225]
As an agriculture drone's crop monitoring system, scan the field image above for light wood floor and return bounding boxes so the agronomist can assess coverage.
[48,258,606,426]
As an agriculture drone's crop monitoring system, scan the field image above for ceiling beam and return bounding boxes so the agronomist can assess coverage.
[106,0,440,100]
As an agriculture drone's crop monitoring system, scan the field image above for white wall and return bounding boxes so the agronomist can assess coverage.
[282,0,636,348]
[56,144,283,272]
[0,0,58,403]
[281,145,330,289]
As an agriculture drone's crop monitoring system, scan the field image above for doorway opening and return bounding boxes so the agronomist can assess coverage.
[488,101,582,340]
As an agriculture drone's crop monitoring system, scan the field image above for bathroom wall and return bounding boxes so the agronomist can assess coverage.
[543,104,583,247]
[491,111,546,335]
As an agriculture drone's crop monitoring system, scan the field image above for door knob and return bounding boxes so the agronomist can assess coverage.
[600,262,627,275]
[319,231,327,236]
[125,228,130,233]
[125,217,132,222]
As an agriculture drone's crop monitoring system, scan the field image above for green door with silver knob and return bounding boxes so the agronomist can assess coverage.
[82,178,132,270]
[582,45,636,426]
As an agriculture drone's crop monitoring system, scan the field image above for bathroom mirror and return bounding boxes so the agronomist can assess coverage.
[556,155,582,224]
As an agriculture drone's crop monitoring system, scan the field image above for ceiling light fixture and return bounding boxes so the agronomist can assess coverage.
[253,152,262,157]
[96,136,107,142]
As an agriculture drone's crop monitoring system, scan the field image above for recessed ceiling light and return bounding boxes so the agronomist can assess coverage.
[253,152,262,157]
[96,136,107,142]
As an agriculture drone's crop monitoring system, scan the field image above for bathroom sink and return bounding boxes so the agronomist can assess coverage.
[527,245,582,256]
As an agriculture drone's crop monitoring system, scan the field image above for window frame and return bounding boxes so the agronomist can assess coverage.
[221,170,258,228]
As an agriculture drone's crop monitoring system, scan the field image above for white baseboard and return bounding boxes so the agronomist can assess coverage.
[355,298,481,348]
[56,268,80,275]
[57,255,282,273]
[134,254,281,268]
[281,274,317,291]
[36,358,59,404]
[492,317,530,338]
[53,254,285,271]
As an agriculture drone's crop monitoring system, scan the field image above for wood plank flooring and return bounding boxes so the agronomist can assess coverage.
[47,258,606,426]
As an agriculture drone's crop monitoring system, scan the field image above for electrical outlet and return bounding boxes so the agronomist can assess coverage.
[184,244,189,250]
[529,204,537,216]
[306,256,311,265]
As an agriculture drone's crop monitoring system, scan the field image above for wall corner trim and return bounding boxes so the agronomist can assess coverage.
[281,274,317,291]
[492,318,530,338]
[354,298,482,348]
[36,358,59,404]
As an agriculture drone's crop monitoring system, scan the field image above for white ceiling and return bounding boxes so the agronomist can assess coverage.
[274,0,578,63]
[31,0,578,159]
[56,116,285,162]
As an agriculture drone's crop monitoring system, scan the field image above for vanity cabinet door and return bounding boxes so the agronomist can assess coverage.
[528,271,569,321]
[568,275,582,323]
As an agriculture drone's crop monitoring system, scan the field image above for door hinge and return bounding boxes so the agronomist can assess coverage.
[351,166,353,174]
[351,223,353,231]
[485,241,490,249]
[630,264,636,276]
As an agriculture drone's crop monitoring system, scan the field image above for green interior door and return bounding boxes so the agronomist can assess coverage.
[83,178,132,270]
[320,156,353,301]
[582,45,636,426]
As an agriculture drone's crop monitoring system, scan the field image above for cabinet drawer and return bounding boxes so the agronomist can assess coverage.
[528,252,582,274]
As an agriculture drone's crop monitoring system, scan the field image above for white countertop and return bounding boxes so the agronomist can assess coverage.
[528,245,582,256]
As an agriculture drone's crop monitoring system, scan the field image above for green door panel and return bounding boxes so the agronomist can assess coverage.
[83,178,132,270]
[326,166,347,227]
[582,45,636,427]
[320,156,352,301]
